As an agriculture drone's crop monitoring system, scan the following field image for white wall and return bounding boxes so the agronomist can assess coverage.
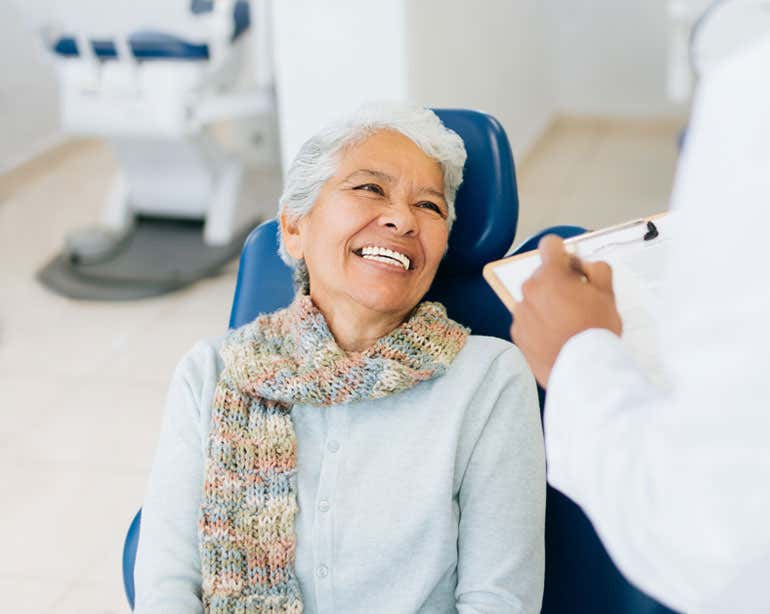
[0,0,691,175]
[406,0,554,160]
[543,0,684,116]
[272,0,687,168]
[271,0,409,172]
[0,2,61,174]
[272,0,555,170]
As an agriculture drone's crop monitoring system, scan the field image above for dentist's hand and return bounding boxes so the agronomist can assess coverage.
[510,235,623,387]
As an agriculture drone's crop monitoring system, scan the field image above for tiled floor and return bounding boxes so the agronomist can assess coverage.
[514,117,683,243]
[0,117,682,613]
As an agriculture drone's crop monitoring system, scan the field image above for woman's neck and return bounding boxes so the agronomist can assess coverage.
[310,293,411,353]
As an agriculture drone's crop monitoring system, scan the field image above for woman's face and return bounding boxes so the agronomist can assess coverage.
[282,130,450,321]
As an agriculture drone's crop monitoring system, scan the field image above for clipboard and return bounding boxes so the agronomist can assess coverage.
[483,212,673,385]
[483,212,670,313]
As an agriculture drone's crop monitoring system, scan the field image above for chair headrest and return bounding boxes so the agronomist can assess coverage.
[433,109,518,275]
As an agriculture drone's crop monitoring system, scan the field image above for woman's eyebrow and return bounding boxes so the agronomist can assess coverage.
[343,169,394,184]
[419,187,447,202]
[343,169,446,202]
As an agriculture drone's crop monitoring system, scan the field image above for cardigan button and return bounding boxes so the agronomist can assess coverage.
[318,499,330,513]
[317,564,329,579]
[327,440,340,453]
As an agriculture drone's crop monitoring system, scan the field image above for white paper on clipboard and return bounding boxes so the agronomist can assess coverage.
[485,214,676,386]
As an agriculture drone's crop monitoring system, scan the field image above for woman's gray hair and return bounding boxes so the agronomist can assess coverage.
[277,102,467,289]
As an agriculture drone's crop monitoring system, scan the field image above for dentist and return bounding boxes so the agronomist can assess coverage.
[511,35,770,613]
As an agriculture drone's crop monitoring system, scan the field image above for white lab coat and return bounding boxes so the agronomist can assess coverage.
[543,36,770,613]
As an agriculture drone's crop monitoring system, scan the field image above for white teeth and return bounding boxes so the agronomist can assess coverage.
[363,254,404,268]
[360,246,411,270]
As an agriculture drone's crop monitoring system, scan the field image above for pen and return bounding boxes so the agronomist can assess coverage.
[566,220,660,266]
[563,243,590,283]
[568,253,590,284]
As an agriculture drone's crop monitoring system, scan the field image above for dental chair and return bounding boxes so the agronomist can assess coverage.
[121,109,675,613]
[18,0,279,299]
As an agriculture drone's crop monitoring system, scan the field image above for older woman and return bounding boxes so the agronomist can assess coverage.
[135,103,545,613]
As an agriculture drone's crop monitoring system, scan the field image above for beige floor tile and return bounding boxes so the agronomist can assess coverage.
[569,120,681,223]
[50,533,137,614]
[0,376,62,451]
[515,117,682,246]
[515,118,605,241]
[0,139,100,201]
[0,375,167,473]
[0,575,74,614]
[0,463,146,578]
[0,144,116,278]
[49,580,130,614]
[0,292,169,379]
[106,272,236,384]
[50,537,132,614]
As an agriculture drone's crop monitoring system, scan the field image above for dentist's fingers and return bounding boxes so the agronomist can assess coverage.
[582,260,615,294]
[538,235,572,271]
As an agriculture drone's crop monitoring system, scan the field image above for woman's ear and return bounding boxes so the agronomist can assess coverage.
[280,211,304,260]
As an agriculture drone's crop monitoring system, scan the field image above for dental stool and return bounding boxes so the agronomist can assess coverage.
[122,109,674,613]
[21,0,279,299]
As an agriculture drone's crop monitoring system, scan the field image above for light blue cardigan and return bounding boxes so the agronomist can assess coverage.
[135,334,545,613]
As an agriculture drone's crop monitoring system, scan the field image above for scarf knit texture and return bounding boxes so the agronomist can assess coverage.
[199,295,469,613]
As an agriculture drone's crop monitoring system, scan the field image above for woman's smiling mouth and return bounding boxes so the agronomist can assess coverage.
[354,245,412,271]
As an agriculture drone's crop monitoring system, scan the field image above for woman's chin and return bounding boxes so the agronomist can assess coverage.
[347,288,421,317]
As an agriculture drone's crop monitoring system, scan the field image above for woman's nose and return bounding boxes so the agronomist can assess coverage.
[380,200,418,236]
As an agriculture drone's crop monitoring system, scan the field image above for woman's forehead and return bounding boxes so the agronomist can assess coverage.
[336,131,443,184]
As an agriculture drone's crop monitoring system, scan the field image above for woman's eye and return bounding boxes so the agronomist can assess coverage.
[354,183,385,196]
[417,201,446,217]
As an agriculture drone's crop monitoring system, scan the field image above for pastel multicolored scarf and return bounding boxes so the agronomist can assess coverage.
[199,294,469,613]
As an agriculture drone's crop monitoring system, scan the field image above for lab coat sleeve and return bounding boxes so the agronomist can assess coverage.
[133,340,222,614]
[545,329,696,610]
[546,325,770,612]
[456,347,546,614]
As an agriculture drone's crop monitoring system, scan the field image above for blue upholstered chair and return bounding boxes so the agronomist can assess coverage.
[512,225,587,255]
[123,109,676,614]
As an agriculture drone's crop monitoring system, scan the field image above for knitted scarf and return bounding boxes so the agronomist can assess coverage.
[199,294,469,613]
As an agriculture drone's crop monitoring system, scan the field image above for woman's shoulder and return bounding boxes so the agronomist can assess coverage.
[172,335,227,391]
[454,334,529,375]
[442,335,539,464]
[440,335,535,409]
[162,336,227,438]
